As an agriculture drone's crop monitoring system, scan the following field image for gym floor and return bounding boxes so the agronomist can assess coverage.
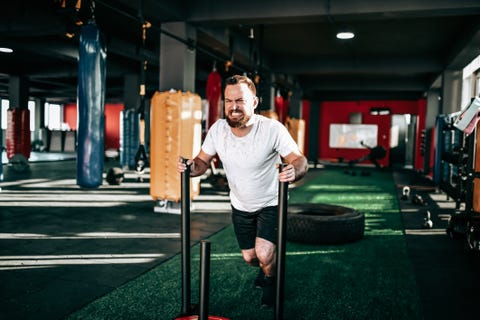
[394,169,480,319]
[1,155,479,319]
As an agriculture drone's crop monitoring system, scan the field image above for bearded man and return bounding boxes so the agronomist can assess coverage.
[177,75,308,307]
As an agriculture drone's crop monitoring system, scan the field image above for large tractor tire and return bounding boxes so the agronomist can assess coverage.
[287,203,365,245]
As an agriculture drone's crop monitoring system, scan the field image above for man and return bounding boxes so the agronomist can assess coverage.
[177,75,308,307]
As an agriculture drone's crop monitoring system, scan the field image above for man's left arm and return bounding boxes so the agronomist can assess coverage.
[280,152,309,183]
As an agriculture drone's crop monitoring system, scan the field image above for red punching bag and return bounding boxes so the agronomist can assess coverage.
[206,69,222,130]
[274,91,287,124]
[6,108,31,160]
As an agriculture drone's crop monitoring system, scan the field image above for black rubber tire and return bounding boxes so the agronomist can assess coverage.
[446,212,469,239]
[287,203,365,244]
[106,167,124,185]
[10,154,29,172]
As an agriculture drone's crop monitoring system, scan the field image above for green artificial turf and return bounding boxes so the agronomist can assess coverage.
[67,167,422,320]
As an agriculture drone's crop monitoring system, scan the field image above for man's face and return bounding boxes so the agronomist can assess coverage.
[224,83,258,128]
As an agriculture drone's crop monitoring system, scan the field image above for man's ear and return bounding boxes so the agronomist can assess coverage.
[253,96,259,109]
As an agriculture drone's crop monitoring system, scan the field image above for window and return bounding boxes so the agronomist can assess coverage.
[45,103,62,130]
[462,54,480,108]
[1,99,36,131]
[329,124,378,149]
[28,100,35,131]
[476,72,480,97]
[1,99,9,129]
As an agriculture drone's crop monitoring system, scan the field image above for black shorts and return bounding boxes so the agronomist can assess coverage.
[231,205,278,250]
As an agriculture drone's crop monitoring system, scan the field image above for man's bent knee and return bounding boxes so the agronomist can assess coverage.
[255,238,276,262]
[241,249,258,266]
[254,238,276,275]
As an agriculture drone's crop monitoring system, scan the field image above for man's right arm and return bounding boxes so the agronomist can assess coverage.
[177,150,214,177]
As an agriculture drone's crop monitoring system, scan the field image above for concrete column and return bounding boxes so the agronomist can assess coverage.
[34,98,45,142]
[9,76,29,109]
[258,73,275,112]
[441,70,462,114]
[288,87,303,119]
[124,74,140,111]
[426,89,441,128]
[159,22,196,92]
[35,98,45,129]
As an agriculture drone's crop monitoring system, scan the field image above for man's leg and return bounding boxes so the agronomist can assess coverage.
[241,247,268,289]
[241,248,259,266]
[255,237,276,307]
[233,206,278,306]
[252,206,279,307]
[255,237,276,277]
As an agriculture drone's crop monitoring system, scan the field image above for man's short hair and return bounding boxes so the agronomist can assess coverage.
[225,75,257,95]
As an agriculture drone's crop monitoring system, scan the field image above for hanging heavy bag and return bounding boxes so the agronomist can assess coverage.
[77,23,106,188]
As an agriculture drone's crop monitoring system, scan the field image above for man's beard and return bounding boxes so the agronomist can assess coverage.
[226,111,251,128]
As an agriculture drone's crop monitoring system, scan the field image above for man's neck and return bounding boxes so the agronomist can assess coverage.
[231,116,255,137]
[231,124,253,137]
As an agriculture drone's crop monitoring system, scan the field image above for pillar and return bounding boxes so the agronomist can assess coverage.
[426,89,441,129]
[288,87,303,119]
[9,76,29,109]
[34,98,45,142]
[441,70,463,114]
[124,74,140,111]
[159,22,196,92]
[257,73,275,112]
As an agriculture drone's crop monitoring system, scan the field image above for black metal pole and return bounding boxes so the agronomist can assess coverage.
[181,158,191,315]
[465,131,476,214]
[275,164,289,320]
[199,240,211,320]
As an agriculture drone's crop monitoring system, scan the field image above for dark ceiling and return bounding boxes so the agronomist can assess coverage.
[1,0,480,105]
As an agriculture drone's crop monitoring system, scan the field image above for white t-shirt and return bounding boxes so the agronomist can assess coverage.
[202,114,300,212]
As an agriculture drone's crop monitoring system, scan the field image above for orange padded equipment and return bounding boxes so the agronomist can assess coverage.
[150,90,202,202]
[260,110,279,121]
[285,116,306,154]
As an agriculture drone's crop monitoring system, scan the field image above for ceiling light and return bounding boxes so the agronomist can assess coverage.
[0,47,13,53]
[336,31,355,40]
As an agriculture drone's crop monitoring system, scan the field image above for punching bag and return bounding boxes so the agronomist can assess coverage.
[274,91,287,124]
[150,90,202,202]
[120,109,139,169]
[6,108,31,160]
[77,23,106,188]
[206,70,222,130]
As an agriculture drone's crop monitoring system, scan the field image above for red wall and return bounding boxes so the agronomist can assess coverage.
[104,103,123,150]
[317,99,426,170]
[64,103,124,150]
[65,99,427,169]
[64,104,77,130]
[301,100,311,157]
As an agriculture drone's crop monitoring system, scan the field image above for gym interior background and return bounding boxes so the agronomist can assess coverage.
[2,1,480,319]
